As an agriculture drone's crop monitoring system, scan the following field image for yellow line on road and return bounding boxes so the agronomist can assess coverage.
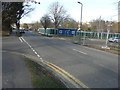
[18,37,89,89]
[43,61,89,89]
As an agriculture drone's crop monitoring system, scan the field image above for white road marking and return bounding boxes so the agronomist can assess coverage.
[34,51,37,55]
[20,37,43,60]
[83,45,118,56]
[40,58,43,60]
[31,48,35,51]
[30,47,34,50]
[19,37,88,88]
[21,37,25,42]
[22,37,32,48]
[28,45,32,48]
[73,49,87,55]
[19,37,23,42]
[37,54,40,57]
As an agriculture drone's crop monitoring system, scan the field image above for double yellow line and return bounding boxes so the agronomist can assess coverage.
[3,49,89,89]
[43,60,89,89]
[18,37,89,88]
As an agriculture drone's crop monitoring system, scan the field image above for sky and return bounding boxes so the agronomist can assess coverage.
[20,0,119,24]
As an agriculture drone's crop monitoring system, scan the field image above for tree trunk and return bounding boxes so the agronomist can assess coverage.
[45,28,46,35]
[16,20,20,30]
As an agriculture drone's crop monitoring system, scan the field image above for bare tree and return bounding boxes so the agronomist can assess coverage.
[49,2,68,28]
[31,21,40,31]
[40,14,51,31]
[22,23,29,29]
[89,19,106,32]
[61,17,78,28]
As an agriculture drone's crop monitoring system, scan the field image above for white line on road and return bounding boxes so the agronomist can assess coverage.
[21,37,25,42]
[40,58,43,60]
[37,54,40,57]
[19,37,23,42]
[21,37,32,48]
[73,49,87,55]
[34,51,37,55]
[19,37,88,88]
[31,47,35,52]
[20,37,43,60]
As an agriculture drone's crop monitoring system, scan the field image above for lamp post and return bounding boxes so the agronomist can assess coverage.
[101,21,112,50]
[78,1,85,45]
[118,1,120,22]
[106,22,112,47]
[77,1,83,30]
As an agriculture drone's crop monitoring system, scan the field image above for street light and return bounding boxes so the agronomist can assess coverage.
[101,21,112,50]
[77,1,85,45]
[77,1,83,30]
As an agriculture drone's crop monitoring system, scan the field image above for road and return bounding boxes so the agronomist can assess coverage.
[3,30,118,88]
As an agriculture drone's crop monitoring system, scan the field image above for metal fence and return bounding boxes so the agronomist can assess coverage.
[38,28,120,39]
[76,31,120,39]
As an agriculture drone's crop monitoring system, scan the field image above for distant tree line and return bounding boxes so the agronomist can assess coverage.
[39,2,78,30]
[39,2,119,33]
[21,1,119,33]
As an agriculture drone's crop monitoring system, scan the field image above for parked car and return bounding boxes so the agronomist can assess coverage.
[20,29,25,33]
[108,37,120,43]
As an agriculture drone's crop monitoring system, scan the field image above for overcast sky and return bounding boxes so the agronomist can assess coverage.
[20,0,119,24]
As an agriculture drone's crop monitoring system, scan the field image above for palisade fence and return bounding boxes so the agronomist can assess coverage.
[76,31,120,39]
[38,28,58,36]
[38,28,120,39]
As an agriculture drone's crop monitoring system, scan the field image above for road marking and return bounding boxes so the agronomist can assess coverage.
[73,49,87,55]
[32,49,35,52]
[45,61,89,88]
[20,37,88,88]
[37,54,40,57]
[21,37,32,48]
[21,37,43,60]
[83,45,118,56]
[31,48,34,51]
[19,37,23,42]
[34,51,37,55]
[20,37,25,42]
[40,58,43,60]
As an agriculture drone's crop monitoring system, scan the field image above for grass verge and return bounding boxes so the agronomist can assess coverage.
[25,59,66,88]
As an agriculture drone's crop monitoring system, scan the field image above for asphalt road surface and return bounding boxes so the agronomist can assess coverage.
[2,35,33,88]
[2,30,118,88]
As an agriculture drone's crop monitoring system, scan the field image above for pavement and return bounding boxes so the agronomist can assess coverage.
[2,34,33,88]
[2,51,33,88]
[2,30,118,88]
